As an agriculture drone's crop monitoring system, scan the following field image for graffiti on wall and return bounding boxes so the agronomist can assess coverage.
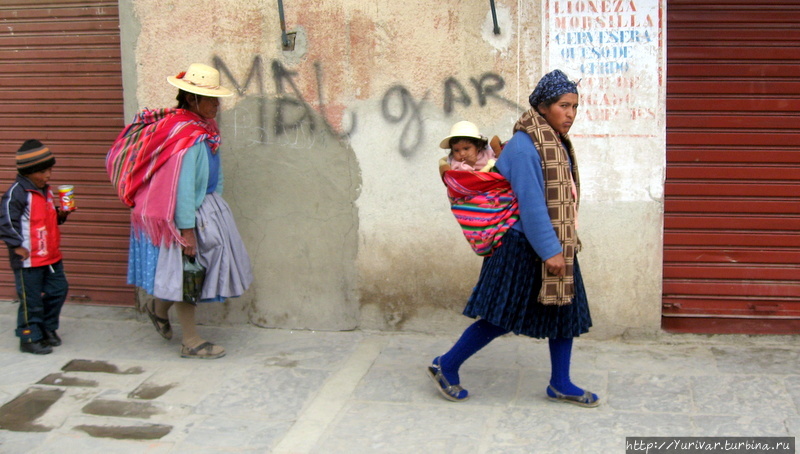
[213,56,524,155]
[214,56,350,145]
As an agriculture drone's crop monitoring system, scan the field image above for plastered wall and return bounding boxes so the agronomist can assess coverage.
[119,0,666,338]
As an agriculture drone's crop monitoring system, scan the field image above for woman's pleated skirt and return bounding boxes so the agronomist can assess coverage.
[462,228,592,339]
[128,192,253,303]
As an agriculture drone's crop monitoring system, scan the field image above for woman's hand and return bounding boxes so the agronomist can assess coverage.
[181,228,197,257]
[545,253,566,277]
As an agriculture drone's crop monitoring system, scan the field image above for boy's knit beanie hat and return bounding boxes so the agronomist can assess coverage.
[16,139,56,174]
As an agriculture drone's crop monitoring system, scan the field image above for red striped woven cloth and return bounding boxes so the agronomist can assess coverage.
[106,108,220,207]
[443,170,519,256]
[106,108,220,246]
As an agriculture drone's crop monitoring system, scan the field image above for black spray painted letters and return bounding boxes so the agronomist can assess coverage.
[214,56,522,155]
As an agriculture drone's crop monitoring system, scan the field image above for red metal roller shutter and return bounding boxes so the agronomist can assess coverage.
[664,0,800,333]
[0,1,133,306]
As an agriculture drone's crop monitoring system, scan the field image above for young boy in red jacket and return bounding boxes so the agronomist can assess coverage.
[0,140,71,354]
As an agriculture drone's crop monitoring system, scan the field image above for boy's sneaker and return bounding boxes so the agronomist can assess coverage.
[20,339,53,355]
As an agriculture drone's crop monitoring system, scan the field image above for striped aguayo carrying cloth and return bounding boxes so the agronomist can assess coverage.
[106,108,220,208]
[106,108,220,246]
[443,170,519,257]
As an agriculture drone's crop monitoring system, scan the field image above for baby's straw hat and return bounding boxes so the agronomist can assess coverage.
[439,121,485,149]
[167,63,233,97]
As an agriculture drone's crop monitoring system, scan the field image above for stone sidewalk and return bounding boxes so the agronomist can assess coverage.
[0,300,798,453]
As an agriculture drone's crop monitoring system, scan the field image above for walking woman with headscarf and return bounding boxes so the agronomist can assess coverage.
[107,63,253,359]
[427,69,598,407]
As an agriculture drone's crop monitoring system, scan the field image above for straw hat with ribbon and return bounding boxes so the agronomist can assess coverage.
[167,63,233,97]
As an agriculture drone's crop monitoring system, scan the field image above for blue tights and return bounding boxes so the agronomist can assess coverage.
[437,319,592,398]
[437,319,508,385]
[547,337,595,398]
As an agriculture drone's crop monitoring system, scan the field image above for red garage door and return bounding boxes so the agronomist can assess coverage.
[0,1,133,306]
[663,0,800,333]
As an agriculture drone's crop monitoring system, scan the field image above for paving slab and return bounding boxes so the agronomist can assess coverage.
[0,300,798,453]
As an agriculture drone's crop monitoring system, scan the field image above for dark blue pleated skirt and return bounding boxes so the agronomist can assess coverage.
[462,228,592,339]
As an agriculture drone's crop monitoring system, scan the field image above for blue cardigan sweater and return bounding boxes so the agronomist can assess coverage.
[495,130,563,261]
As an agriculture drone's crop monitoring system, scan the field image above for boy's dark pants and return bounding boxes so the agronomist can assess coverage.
[14,261,68,342]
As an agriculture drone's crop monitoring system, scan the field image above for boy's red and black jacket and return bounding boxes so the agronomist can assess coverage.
[0,175,63,269]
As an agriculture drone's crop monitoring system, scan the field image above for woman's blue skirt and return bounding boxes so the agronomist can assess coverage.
[463,228,592,339]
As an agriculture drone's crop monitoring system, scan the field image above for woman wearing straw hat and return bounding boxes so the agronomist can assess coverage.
[107,63,253,359]
[427,69,598,407]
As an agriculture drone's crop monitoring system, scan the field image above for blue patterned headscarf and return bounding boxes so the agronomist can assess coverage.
[528,69,579,108]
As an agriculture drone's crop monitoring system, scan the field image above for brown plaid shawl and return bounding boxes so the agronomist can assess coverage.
[513,108,581,305]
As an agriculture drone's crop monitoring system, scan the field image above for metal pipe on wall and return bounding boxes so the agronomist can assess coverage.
[277,0,290,48]
[490,0,500,34]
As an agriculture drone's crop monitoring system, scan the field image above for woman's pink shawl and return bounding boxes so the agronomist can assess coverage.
[443,170,519,256]
[106,108,221,246]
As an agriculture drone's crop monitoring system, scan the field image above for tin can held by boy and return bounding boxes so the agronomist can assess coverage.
[57,185,76,212]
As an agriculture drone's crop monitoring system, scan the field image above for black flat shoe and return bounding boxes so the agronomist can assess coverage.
[426,357,469,402]
[546,385,600,408]
[20,340,53,355]
[43,330,61,347]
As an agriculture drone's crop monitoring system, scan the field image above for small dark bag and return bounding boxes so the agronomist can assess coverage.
[182,255,205,305]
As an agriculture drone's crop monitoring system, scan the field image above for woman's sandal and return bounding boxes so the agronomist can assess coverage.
[181,341,226,359]
[426,358,469,402]
[546,385,600,408]
[145,301,172,340]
